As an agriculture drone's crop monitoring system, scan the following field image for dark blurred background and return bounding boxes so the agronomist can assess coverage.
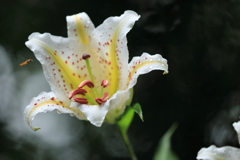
[1,0,240,159]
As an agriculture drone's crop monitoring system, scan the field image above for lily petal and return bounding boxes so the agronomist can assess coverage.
[24,92,85,131]
[67,12,95,45]
[127,52,168,89]
[76,103,108,127]
[91,10,140,96]
[26,32,91,102]
[196,145,240,160]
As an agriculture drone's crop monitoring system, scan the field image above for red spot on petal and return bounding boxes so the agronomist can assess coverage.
[51,97,55,100]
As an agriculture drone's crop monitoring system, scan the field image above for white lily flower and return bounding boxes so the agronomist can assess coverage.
[24,10,168,131]
[197,121,240,160]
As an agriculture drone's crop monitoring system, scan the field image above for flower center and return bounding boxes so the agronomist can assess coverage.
[69,54,110,105]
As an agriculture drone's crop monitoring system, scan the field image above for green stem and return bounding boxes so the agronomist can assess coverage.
[116,123,137,160]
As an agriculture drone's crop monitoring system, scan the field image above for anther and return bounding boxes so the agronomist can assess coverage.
[78,80,94,88]
[73,97,88,104]
[82,53,90,60]
[69,88,87,99]
[101,80,109,88]
[95,93,108,105]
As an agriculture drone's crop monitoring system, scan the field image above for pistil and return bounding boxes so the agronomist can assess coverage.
[82,53,100,97]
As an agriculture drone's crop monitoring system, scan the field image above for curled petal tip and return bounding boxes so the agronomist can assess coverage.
[33,127,41,131]
[163,71,168,75]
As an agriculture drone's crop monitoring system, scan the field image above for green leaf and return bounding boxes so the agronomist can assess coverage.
[116,107,135,133]
[132,103,144,122]
[153,123,179,160]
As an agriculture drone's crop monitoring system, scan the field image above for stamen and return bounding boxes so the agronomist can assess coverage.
[73,97,88,104]
[95,93,108,105]
[69,88,91,104]
[78,80,94,88]
[100,80,109,96]
[101,80,109,88]
[69,88,87,99]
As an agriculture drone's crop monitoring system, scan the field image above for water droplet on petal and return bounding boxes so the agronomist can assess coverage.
[70,113,75,117]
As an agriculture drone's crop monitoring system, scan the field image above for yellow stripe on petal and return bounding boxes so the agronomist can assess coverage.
[108,18,133,96]
[30,39,97,104]
[27,100,61,131]
[74,15,89,45]
[127,53,168,88]
[128,61,162,81]
[108,31,120,96]
[24,92,86,131]
[105,11,140,97]
[33,39,80,88]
